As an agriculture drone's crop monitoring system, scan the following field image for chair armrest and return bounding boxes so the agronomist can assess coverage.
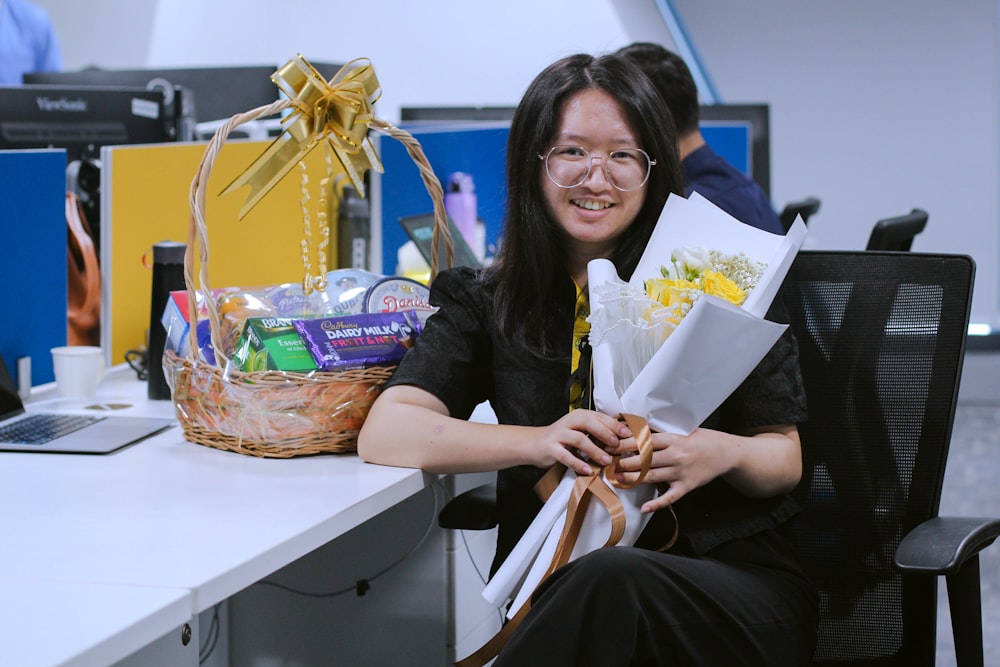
[438,482,499,530]
[895,516,1000,575]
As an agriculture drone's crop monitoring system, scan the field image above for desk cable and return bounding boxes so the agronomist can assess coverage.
[257,479,441,599]
[199,604,221,664]
[198,484,440,664]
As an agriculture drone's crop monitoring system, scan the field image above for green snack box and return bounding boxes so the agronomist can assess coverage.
[232,317,319,372]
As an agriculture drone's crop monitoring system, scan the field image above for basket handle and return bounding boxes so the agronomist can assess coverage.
[184,102,452,365]
[369,118,452,277]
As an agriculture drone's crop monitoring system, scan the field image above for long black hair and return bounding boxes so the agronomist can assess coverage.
[488,52,684,358]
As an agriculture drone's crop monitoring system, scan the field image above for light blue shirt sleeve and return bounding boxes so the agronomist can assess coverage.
[0,0,63,85]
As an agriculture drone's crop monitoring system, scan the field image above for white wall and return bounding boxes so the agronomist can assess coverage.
[674,0,1000,327]
[37,0,674,127]
[34,0,1000,326]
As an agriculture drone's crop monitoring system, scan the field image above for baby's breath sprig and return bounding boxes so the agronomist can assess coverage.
[706,250,766,293]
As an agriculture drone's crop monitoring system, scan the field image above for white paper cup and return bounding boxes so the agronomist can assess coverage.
[51,346,105,399]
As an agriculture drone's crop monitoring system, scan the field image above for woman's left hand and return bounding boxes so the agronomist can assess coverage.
[608,423,802,514]
[610,427,730,513]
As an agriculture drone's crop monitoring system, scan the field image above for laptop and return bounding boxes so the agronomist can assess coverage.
[398,212,483,270]
[0,354,175,454]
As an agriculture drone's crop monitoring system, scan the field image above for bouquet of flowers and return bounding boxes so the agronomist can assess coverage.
[482,192,808,623]
[588,244,767,403]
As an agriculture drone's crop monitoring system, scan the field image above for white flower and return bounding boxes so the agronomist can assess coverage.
[664,246,711,280]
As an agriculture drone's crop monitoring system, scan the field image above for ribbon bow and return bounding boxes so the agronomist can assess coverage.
[221,55,384,219]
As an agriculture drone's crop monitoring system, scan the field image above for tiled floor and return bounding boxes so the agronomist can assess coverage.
[935,402,1000,665]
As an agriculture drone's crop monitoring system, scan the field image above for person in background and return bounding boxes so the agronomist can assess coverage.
[359,51,817,665]
[618,41,784,234]
[0,0,62,85]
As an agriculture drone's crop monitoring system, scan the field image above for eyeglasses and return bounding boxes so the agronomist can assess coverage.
[539,145,656,192]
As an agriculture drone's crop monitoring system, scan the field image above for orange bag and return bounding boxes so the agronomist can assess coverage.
[66,192,101,346]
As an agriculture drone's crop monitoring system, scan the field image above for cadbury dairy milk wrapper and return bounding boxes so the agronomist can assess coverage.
[293,311,421,371]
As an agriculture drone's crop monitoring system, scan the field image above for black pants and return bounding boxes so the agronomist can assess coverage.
[493,528,818,666]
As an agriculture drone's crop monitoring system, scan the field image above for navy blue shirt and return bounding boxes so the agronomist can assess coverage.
[683,144,783,235]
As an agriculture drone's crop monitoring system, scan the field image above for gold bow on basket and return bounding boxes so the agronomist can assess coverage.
[166,55,453,458]
[221,55,384,220]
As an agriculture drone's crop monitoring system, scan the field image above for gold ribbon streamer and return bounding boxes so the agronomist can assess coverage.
[609,413,654,489]
[221,55,384,219]
[611,413,680,554]
[457,413,676,667]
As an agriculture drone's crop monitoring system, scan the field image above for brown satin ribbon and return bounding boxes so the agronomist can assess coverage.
[456,413,678,667]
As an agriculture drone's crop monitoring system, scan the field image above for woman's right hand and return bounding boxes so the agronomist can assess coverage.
[360,386,632,476]
[530,410,632,476]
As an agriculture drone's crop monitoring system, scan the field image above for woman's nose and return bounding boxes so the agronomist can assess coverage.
[583,156,612,188]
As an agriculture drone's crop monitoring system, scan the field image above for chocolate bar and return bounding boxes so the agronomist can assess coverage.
[294,311,421,371]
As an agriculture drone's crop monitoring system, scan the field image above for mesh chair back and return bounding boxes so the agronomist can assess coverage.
[784,251,974,666]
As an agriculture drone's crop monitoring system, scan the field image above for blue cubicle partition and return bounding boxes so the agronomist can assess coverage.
[376,123,509,275]
[0,149,67,386]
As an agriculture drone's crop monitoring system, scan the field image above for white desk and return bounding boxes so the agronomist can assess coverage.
[0,579,191,667]
[0,366,428,666]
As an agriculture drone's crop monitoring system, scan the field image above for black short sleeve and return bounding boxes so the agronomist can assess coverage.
[385,268,493,420]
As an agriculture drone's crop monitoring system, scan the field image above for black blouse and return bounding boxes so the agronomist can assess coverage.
[385,267,808,574]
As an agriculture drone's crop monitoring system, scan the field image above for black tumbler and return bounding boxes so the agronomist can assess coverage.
[336,185,371,270]
[148,241,186,400]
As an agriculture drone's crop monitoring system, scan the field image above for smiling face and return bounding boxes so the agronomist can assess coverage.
[541,88,648,276]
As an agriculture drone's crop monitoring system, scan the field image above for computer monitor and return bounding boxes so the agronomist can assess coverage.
[0,84,173,162]
[400,106,518,124]
[0,84,176,253]
[25,66,268,129]
[699,104,771,198]
[25,62,346,128]
[23,70,198,143]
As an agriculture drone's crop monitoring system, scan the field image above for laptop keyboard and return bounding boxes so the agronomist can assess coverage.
[0,413,105,445]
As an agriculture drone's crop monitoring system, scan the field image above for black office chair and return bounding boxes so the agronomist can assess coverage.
[440,250,1000,666]
[780,196,822,232]
[866,208,928,251]
[786,250,997,666]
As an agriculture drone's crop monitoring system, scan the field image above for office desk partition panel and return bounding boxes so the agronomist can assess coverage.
[99,141,348,365]
[374,123,510,275]
[0,149,68,387]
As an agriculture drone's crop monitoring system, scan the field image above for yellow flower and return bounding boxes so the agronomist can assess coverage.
[700,269,747,305]
[641,248,760,334]
[646,278,698,309]
[645,278,698,326]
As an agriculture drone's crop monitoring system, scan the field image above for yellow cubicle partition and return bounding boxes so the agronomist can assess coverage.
[100,139,346,365]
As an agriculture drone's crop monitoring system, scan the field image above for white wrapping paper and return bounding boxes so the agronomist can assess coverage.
[484,193,808,619]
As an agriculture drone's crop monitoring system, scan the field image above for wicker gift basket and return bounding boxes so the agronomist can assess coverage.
[163,56,453,457]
